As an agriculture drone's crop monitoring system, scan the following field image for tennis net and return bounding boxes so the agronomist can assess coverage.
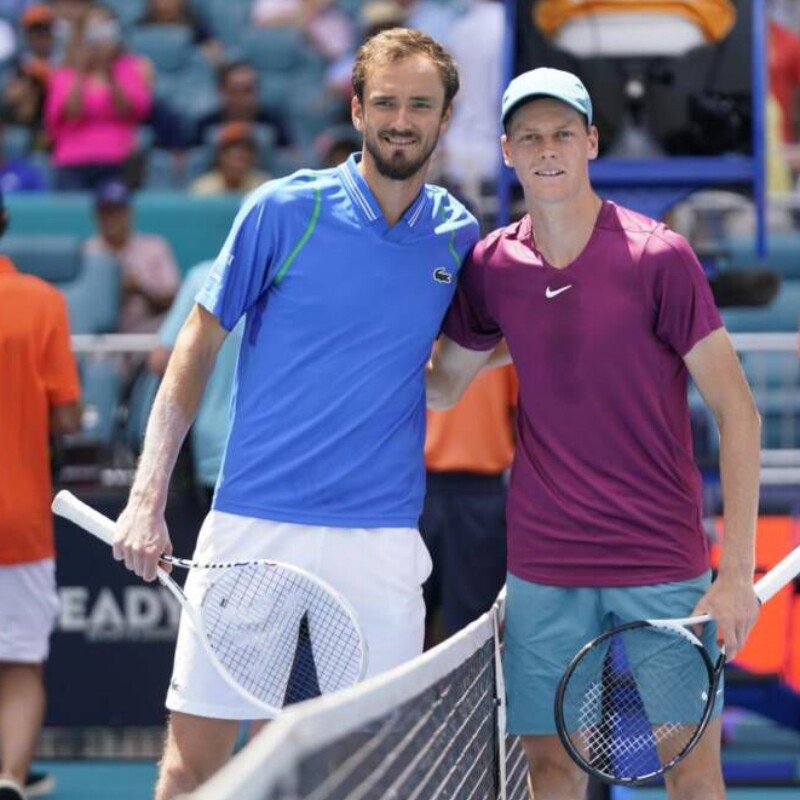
[191,598,529,799]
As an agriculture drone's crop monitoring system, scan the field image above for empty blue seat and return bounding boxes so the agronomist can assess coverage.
[721,233,800,280]
[104,0,146,29]
[3,233,120,333]
[128,24,194,72]
[3,233,82,283]
[205,0,250,46]
[240,27,306,72]
[3,124,31,157]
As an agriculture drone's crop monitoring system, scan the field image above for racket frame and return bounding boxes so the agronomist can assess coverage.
[553,539,800,785]
[51,490,368,715]
[554,617,724,785]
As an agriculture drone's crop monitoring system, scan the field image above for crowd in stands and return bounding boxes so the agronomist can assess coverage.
[0,0,503,200]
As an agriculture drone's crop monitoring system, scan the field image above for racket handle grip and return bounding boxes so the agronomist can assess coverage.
[52,490,116,547]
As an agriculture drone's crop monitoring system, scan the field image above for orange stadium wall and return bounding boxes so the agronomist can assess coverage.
[710,516,800,691]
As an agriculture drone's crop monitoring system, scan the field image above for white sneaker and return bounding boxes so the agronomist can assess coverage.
[24,771,54,799]
[0,777,25,800]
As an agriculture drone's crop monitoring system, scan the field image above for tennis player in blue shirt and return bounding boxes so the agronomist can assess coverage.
[113,28,480,800]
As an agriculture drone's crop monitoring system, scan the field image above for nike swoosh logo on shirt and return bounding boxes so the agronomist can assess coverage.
[545,285,573,299]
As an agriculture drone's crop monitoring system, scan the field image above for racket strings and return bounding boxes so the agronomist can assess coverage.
[201,564,364,709]
[563,627,711,781]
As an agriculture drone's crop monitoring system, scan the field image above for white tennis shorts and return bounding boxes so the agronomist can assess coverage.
[0,558,59,663]
[166,511,433,719]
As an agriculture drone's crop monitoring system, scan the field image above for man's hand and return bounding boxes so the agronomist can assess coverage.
[691,575,759,661]
[113,500,173,582]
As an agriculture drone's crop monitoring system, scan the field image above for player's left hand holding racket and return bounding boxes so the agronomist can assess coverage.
[554,543,800,786]
[52,490,368,714]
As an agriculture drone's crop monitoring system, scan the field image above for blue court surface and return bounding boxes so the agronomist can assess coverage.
[31,761,157,799]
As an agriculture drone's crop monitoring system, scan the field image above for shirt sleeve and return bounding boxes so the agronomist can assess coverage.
[41,289,81,407]
[196,188,281,332]
[646,229,723,357]
[442,241,503,351]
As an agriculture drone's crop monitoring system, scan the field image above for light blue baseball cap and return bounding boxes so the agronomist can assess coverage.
[501,67,592,128]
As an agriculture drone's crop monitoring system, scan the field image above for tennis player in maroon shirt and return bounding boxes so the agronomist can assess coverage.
[427,67,761,800]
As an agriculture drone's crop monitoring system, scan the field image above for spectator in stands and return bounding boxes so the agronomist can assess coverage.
[421,366,517,646]
[191,60,290,149]
[1,5,56,151]
[84,180,180,333]
[0,120,46,191]
[50,0,94,67]
[44,4,153,190]
[138,0,224,66]
[190,121,269,196]
[19,3,56,63]
[396,0,460,44]
[250,0,354,60]
[1,61,49,149]
[440,0,504,209]
[0,188,81,800]
[313,123,361,168]
[324,0,408,117]
[148,261,243,507]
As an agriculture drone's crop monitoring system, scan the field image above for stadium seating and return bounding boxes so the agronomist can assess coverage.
[721,280,800,333]
[2,124,31,158]
[2,233,119,334]
[3,233,123,448]
[721,233,800,280]
[103,0,145,30]
[4,193,240,274]
[129,24,195,73]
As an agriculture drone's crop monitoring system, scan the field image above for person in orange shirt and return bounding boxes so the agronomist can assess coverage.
[0,190,81,800]
[421,364,517,644]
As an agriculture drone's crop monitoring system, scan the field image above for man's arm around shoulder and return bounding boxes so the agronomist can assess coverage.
[427,335,508,410]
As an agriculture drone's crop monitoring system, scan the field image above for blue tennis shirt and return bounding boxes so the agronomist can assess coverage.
[197,154,479,528]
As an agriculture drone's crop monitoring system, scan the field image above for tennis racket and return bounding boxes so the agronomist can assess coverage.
[554,543,800,785]
[52,490,368,714]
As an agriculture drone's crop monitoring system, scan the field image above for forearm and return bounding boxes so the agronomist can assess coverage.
[129,329,217,512]
[426,361,462,410]
[108,76,135,117]
[426,337,492,410]
[482,339,511,370]
[716,404,761,583]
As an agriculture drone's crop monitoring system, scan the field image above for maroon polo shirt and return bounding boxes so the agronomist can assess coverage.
[443,201,722,586]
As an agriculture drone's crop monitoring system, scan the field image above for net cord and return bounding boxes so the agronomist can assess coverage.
[494,589,509,800]
[191,605,500,800]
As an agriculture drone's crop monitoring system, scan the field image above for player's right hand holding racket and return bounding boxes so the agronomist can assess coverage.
[554,543,800,786]
[53,491,368,715]
[113,493,173,581]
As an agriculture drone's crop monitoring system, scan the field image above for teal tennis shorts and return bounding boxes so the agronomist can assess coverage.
[503,570,722,736]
